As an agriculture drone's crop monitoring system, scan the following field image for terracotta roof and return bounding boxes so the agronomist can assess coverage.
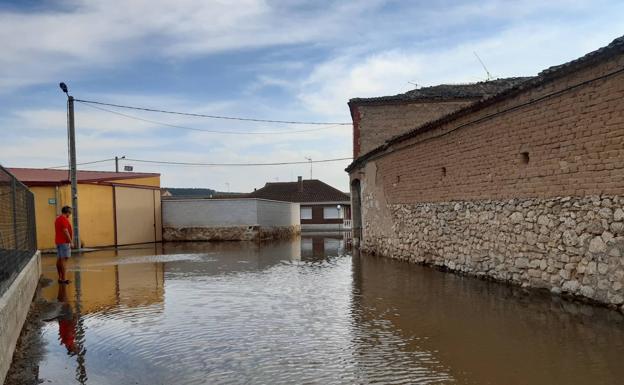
[349,77,532,105]
[247,179,350,203]
[7,168,159,185]
[347,35,624,172]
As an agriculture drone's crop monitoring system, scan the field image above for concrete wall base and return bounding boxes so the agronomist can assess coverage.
[0,251,41,384]
[163,225,300,242]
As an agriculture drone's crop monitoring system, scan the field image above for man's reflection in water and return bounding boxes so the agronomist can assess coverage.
[56,284,78,354]
[56,283,88,384]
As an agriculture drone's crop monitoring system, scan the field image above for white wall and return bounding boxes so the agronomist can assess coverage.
[257,200,300,227]
[162,199,299,228]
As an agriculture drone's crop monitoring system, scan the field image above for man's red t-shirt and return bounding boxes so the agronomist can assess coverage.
[59,318,76,352]
[54,215,73,245]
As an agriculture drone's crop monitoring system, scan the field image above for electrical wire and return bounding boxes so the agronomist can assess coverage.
[123,157,353,167]
[47,158,116,169]
[75,98,351,125]
[43,156,353,169]
[78,102,345,135]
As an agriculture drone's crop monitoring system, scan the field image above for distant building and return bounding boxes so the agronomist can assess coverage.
[248,177,351,231]
[8,168,162,249]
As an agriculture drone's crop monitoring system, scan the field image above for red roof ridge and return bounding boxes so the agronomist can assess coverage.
[6,167,160,185]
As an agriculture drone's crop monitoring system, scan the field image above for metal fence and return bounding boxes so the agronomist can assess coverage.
[0,165,37,296]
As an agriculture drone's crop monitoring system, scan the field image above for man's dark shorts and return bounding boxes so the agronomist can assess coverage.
[56,243,71,258]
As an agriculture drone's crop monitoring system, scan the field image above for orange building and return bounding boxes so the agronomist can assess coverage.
[8,168,162,250]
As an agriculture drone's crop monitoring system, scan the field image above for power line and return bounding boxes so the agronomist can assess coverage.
[47,158,116,169]
[75,98,351,126]
[124,157,353,167]
[79,102,344,135]
[43,156,353,169]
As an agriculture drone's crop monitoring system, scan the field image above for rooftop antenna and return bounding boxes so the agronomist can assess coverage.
[304,156,312,179]
[473,51,493,81]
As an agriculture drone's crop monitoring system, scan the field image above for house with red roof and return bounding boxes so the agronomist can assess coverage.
[248,176,351,231]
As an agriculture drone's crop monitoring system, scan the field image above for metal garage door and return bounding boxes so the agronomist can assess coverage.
[114,186,162,245]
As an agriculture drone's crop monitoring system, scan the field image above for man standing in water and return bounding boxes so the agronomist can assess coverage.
[55,206,73,284]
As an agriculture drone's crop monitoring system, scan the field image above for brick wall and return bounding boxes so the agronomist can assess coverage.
[348,49,624,310]
[369,55,624,203]
[350,100,475,157]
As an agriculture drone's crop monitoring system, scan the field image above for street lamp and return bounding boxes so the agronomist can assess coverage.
[59,82,80,249]
[115,155,126,172]
[337,204,342,232]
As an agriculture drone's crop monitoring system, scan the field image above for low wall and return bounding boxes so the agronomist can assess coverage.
[362,196,624,311]
[0,251,41,384]
[162,198,300,241]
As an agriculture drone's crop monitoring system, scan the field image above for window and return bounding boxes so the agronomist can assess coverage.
[300,207,312,220]
[323,206,342,219]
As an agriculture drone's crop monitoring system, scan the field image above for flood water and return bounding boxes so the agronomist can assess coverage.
[21,234,624,384]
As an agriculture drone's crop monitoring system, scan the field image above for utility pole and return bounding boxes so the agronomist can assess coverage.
[115,155,126,172]
[60,82,80,250]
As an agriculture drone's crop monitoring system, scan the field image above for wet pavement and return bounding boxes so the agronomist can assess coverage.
[5,234,624,384]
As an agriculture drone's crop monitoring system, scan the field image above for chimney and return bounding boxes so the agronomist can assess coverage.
[297,176,303,192]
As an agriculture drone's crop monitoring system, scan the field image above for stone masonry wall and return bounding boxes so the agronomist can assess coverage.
[361,196,624,311]
[351,47,624,310]
[163,225,300,242]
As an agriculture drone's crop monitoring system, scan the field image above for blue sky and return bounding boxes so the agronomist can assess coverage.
[1,0,622,191]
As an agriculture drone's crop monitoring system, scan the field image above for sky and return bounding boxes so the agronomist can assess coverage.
[1,0,622,192]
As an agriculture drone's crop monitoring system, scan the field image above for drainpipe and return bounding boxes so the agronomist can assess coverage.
[55,186,60,215]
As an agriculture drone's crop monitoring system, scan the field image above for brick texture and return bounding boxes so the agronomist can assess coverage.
[361,55,624,203]
[352,100,474,157]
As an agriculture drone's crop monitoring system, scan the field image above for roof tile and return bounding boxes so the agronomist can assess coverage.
[7,167,159,185]
[248,180,350,203]
[349,77,532,105]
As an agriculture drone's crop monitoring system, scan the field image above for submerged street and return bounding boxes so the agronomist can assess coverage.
[7,234,624,385]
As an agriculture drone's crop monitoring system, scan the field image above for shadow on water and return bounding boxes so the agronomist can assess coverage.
[7,233,624,385]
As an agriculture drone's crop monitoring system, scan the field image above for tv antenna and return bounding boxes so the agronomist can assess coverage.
[304,156,312,179]
[473,51,493,81]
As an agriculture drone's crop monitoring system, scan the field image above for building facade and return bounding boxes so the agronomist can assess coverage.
[8,168,162,249]
[349,77,530,158]
[346,36,624,310]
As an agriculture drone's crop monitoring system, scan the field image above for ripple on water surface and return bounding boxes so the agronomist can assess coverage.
[32,237,624,385]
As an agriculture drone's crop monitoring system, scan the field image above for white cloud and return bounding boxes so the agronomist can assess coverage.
[0,0,370,92]
[2,0,623,192]
[296,14,624,119]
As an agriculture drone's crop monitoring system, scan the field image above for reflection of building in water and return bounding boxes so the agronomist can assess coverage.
[41,252,165,314]
[350,251,624,385]
[301,234,344,260]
